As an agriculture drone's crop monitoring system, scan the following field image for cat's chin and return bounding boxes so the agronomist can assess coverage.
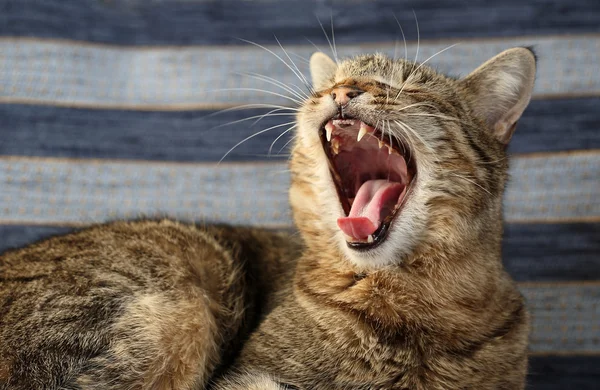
[319,115,417,256]
[336,214,422,269]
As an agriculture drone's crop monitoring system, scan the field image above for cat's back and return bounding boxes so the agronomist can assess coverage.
[0,220,297,390]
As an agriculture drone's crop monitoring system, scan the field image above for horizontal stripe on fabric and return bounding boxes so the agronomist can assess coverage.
[503,223,600,282]
[0,99,598,163]
[505,151,599,223]
[2,223,598,282]
[0,152,597,226]
[528,355,600,389]
[0,0,599,45]
[522,284,600,354]
[0,106,293,163]
[0,36,599,109]
[0,158,293,226]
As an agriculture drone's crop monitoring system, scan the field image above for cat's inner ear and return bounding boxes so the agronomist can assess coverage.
[460,47,536,144]
[310,52,337,91]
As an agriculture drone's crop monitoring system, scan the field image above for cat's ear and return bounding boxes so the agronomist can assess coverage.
[310,52,337,91]
[459,47,536,144]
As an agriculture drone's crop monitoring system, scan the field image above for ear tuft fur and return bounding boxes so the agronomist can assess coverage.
[309,52,337,91]
[460,47,537,144]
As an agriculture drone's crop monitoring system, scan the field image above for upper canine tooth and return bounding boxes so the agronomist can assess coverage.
[357,127,367,142]
[357,122,370,142]
[378,140,384,149]
[325,122,334,142]
[387,145,393,155]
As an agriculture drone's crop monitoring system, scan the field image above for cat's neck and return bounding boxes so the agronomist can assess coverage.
[293,240,515,349]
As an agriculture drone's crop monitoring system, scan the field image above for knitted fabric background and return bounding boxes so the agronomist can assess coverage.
[0,1,598,388]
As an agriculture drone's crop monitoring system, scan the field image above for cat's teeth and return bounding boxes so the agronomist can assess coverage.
[325,122,334,142]
[357,123,369,142]
[387,145,393,155]
[378,140,384,149]
[331,138,340,155]
[367,234,374,243]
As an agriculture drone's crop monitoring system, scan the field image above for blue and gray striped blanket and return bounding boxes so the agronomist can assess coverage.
[0,1,598,388]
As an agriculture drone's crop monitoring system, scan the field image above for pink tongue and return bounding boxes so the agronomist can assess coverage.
[337,180,405,240]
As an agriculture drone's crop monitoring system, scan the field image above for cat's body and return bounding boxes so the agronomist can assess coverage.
[0,221,298,389]
[1,47,536,389]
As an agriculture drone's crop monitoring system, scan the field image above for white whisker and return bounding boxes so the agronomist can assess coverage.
[413,11,420,70]
[250,109,297,127]
[237,38,314,93]
[396,43,459,102]
[392,11,421,102]
[394,120,434,153]
[204,111,295,133]
[406,43,459,83]
[476,156,508,165]
[387,122,393,181]
[305,37,325,55]
[393,14,409,63]
[389,120,408,158]
[204,104,299,119]
[330,13,340,65]
[208,87,302,105]
[396,102,439,112]
[416,43,460,70]
[269,124,297,156]
[448,173,492,196]
[273,36,315,95]
[278,135,297,154]
[288,51,311,65]
[219,121,297,163]
[237,71,309,100]
[391,13,409,91]
[316,16,339,64]
[405,113,460,121]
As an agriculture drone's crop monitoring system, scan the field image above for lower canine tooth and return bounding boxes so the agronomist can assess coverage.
[332,138,340,154]
[367,235,374,243]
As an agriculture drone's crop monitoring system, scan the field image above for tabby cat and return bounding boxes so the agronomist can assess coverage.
[0,47,536,389]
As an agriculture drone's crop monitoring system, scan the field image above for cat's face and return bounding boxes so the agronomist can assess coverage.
[290,49,536,269]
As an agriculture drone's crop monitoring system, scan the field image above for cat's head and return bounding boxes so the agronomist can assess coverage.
[290,48,536,269]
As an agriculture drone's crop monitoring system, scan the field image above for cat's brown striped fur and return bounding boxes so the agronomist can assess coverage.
[0,221,298,389]
[1,47,536,389]
[212,48,536,389]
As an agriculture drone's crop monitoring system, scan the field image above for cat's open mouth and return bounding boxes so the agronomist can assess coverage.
[320,116,416,250]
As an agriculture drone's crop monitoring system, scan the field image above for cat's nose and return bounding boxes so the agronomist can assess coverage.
[330,86,364,106]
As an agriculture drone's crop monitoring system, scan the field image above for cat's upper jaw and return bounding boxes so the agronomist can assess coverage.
[291,48,536,271]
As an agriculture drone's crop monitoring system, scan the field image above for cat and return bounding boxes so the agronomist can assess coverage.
[0,47,536,390]
[214,47,536,389]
